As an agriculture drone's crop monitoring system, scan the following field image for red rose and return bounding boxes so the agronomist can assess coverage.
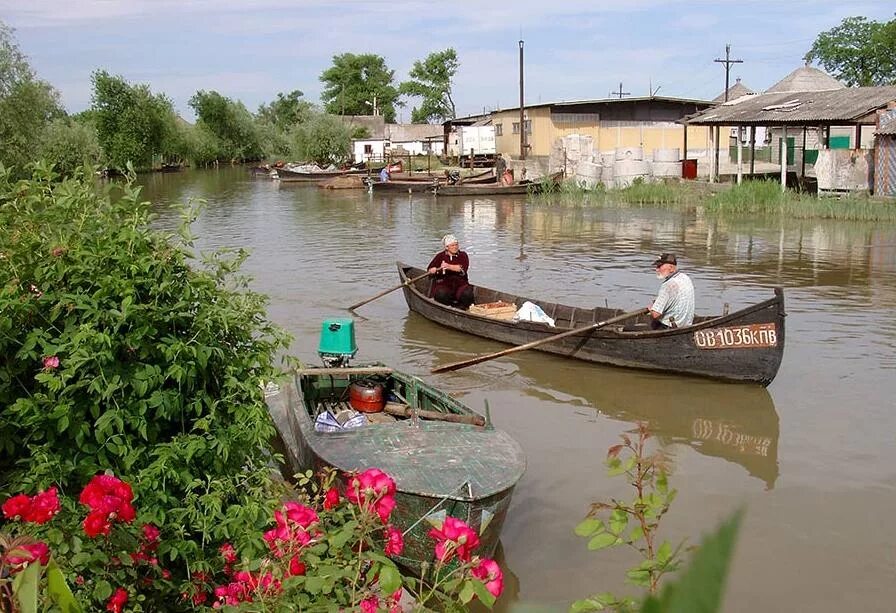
[106,587,128,613]
[2,494,32,520]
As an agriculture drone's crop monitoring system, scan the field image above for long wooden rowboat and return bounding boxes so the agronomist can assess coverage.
[265,364,526,575]
[274,167,372,182]
[397,263,786,385]
[370,172,497,194]
[431,172,562,197]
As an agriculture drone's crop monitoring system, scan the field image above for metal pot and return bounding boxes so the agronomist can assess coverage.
[348,380,385,413]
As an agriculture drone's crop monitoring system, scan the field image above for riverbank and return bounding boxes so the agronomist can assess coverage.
[537,179,896,222]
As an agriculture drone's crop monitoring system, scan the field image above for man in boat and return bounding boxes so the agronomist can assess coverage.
[649,253,694,330]
[379,166,391,182]
[427,234,474,310]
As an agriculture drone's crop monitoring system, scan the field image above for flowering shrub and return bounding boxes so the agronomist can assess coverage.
[1,468,506,611]
[0,165,291,603]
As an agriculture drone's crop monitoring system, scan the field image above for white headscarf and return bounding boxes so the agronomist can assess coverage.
[442,234,458,247]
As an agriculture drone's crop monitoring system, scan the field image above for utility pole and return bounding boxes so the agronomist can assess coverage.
[519,39,526,160]
[714,44,743,102]
[610,82,630,99]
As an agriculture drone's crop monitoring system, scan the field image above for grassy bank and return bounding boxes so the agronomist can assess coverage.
[536,179,896,222]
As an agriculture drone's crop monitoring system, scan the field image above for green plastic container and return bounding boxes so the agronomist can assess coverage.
[318,318,357,359]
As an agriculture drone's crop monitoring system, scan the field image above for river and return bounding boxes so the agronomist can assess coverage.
[140,167,896,612]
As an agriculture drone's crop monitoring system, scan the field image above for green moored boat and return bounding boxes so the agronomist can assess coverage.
[265,319,526,575]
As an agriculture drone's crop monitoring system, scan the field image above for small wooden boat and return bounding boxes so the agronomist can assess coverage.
[432,172,563,197]
[265,364,526,575]
[370,171,497,194]
[397,263,786,385]
[274,167,371,182]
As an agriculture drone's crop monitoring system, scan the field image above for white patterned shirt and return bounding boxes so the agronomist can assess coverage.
[652,271,694,327]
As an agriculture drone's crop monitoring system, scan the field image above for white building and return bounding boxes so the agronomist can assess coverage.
[351,121,444,163]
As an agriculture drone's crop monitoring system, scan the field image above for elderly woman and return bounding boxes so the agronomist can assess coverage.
[427,234,474,309]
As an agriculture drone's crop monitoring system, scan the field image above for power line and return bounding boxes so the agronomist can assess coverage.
[714,44,743,102]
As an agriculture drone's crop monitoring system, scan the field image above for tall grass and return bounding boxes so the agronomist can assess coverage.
[534,177,896,222]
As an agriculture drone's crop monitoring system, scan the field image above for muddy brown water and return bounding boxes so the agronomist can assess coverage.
[141,168,896,612]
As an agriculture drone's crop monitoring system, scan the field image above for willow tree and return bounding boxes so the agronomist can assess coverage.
[399,48,459,123]
[320,53,400,122]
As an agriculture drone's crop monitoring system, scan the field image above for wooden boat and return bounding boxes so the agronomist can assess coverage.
[397,263,786,385]
[265,364,526,575]
[400,313,780,488]
[274,167,372,182]
[432,172,563,197]
[370,171,497,194]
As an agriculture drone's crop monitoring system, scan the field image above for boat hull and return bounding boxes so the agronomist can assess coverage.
[398,263,785,385]
[266,369,525,575]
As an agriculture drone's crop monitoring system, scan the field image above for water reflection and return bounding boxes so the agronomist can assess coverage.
[400,313,779,489]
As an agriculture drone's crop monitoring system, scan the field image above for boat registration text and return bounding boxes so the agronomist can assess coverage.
[693,323,777,349]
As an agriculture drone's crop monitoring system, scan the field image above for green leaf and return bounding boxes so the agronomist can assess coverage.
[47,560,83,613]
[575,518,605,537]
[378,563,402,595]
[627,525,645,543]
[94,579,112,601]
[646,508,744,613]
[329,521,358,549]
[588,532,618,551]
[468,578,497,608]
[13,561,41,613]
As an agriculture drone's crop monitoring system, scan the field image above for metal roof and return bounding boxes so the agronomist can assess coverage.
[684,86,896,126]
[877,111,896,135]
[451,95,713,123]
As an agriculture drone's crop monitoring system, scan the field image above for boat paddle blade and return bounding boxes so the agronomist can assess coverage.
[431,308,648,374]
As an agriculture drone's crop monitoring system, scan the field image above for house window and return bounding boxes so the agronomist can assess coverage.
[422,141,432,152]
[511,120,532,135]
[364,144,373,154]
[495,124,503,136]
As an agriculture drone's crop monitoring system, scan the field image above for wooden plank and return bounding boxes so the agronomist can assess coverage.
[382,402,485,426]
[296,366,393,376]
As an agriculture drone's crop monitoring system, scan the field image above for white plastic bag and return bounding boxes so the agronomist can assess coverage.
[515,301,555,327]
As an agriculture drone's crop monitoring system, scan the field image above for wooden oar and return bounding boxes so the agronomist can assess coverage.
[431,307,649,374]
[347,271,432,311]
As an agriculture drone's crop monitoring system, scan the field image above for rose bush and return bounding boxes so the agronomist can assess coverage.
[1,468,506,611]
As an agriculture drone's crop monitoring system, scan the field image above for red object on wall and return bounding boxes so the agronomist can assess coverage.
[682,159,698,180]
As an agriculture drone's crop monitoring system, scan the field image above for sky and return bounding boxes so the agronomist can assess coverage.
[1,1,892,121]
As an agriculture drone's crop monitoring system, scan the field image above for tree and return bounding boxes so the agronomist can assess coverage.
[37,116,102,176]
[399,48,459,123]
[0,22,63,175]
[290,112,352,165]
[189,90,264,162]
[91,70,178,170]
[320,53,400,122]
[257,89,313,130]
[804,16,896,86]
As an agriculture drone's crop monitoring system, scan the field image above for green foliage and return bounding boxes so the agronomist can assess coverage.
[804,16,896,86]
[180,121,227,167]
[257,90,313,131]
[0,22,64,177]
[37,117,103,177]
[399,48,459,123]
[320,53,401,122]
[189,90,264,162]
[90,70,179,171]
[640,509,744,613]
[290,112,352,165]
[0,164,291,604]
[572,424,684,611]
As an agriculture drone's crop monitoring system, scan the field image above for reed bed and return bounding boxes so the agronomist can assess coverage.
[535,178,896,222]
